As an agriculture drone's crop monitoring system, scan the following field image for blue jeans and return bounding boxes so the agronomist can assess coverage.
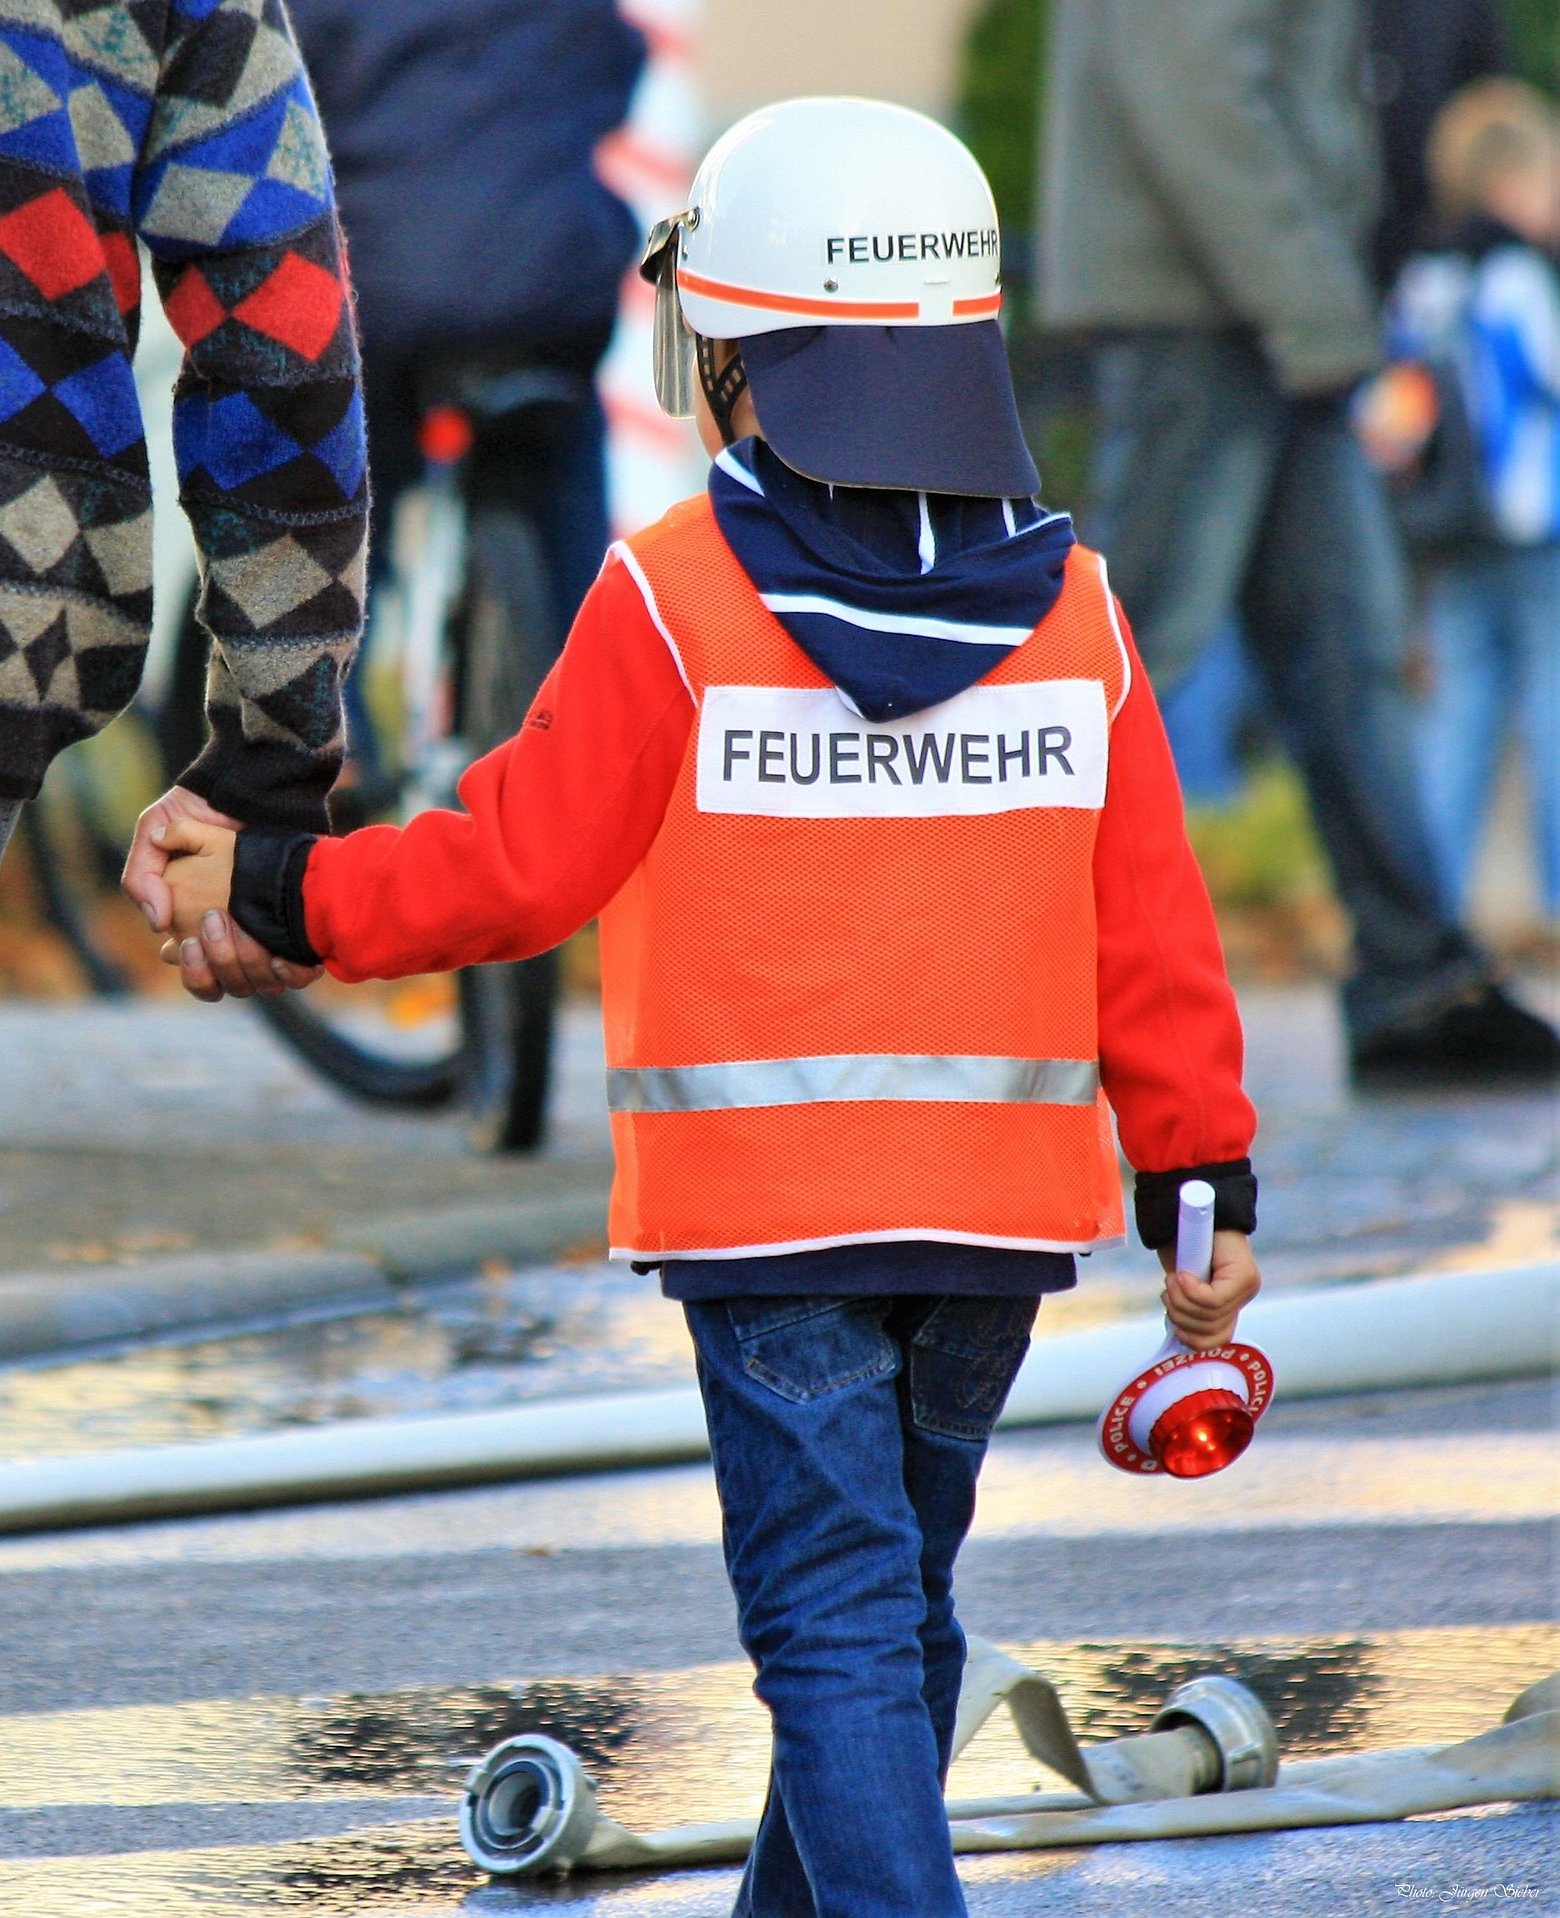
[685,1291,1040,1918]
[1417,542,1560,919]
[1089,329,1487,1042]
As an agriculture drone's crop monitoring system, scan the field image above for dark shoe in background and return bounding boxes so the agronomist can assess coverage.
[1351,983,1560,1090]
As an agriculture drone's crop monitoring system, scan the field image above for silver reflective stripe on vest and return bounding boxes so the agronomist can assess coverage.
[607,1054,1100,1114]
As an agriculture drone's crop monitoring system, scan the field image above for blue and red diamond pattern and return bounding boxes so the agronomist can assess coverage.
[0,334,139,455]
[174,384,364,498]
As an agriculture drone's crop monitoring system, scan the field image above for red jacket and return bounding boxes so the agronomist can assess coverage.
[301,541,1255,1187]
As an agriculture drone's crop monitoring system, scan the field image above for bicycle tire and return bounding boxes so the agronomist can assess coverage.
[455,504,563,1153]
[20,797,130,997]
[250,987,461,1107]
[141,576,461,1107]
[154,500,563,1142]
[21,716,167,997]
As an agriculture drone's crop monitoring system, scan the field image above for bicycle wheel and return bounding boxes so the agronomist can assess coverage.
[21,715,167,996]
[21,781,129,995]
[252,978,463,1106]
[147,574,465,1107]
[455,504,563,1152]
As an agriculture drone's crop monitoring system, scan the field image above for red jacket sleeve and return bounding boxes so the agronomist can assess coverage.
[301,553,694,981]
[1094,609,1257,1174]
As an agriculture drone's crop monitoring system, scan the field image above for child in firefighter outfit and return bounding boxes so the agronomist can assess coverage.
[159,99,1262,1918]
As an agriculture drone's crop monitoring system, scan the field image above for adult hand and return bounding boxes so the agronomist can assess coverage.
[126,787,320,1000]
[161,911,322,1003]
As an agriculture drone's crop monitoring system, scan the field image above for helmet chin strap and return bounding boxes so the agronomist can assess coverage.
[697,336,749,446]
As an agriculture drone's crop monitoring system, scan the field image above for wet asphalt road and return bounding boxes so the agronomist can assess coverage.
[0,1376,1553,1915]
[0,986,1555,1913]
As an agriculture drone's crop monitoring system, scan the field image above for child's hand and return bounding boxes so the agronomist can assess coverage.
[157,818,236,944]
[154,819,320,1002]
[1158,1230,1261,1350]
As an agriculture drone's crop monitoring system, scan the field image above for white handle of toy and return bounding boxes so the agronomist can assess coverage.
[1155,1179,1218,1361]
[1175,1180,1216,1280]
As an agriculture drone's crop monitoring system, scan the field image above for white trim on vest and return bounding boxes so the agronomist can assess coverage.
[1097,552,1132,720]
[610,1225,1128,1262]
[610,539,694,697]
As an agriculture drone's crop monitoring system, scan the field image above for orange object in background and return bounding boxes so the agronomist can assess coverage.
[1353,362,1441,475]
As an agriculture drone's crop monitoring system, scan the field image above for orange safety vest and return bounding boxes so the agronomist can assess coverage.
[598,495,1131,1262]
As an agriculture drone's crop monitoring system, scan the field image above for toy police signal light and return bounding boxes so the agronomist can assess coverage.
[1096,1181,1274,1478]
[1149,1385,1254,1479]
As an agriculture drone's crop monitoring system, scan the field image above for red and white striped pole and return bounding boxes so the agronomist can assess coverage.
[597,0,707,536]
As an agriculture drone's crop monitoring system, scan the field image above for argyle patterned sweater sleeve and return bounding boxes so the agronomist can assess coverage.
[0,0,365,831]
[143,0,366,830]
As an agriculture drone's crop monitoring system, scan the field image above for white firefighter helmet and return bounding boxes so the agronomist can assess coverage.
[640,97,1037,497]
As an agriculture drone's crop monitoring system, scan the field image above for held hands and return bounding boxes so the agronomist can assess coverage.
[123,784,241,938]
[123,786,320,1002]
[160,817,236,938]
[1158,1230,1261,1351]
[150,819,320,1003]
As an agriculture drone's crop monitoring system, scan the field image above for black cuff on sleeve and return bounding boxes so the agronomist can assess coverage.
[177,741,337,837]
[1132,1159,1258,1249]
[230,827,322,967]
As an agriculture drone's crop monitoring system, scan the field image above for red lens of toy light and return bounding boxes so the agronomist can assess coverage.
[1150,1388,1255,1480]
[419,405,474,465]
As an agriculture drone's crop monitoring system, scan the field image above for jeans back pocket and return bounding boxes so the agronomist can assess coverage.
[725,1295,900,1405]
[907,1296,1039,1442]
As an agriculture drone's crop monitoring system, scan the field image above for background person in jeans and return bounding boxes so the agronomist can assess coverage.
[1386,81,1560,930]
[1039,0,1558,1086]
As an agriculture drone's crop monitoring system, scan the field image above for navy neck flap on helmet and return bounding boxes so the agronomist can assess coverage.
[708,438,1075,722]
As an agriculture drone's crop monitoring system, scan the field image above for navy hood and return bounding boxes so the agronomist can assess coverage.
[709,440,1074,721]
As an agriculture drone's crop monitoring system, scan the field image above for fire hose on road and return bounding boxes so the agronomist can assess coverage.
[458,1643,1560,1877]
[0,1260,1553,1532]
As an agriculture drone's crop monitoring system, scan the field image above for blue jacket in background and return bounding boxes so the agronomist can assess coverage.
[287,0,647,364]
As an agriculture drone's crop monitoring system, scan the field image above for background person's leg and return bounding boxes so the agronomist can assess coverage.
[0,795,21,862]
[466,383,612,664]
[686,1295,968,1918]
[1416,558,1510,916]
[1508,542,1560,920]
[525,386,612,639]
[1086,330,1282,697]
[1237,402,1489,1044]
[1158,623,1262,807]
